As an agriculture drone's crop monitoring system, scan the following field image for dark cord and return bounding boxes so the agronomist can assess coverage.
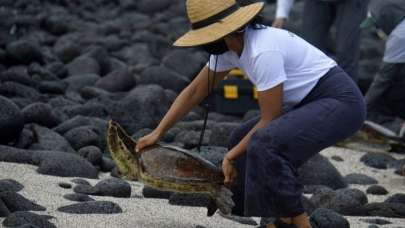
[198,55,218,152]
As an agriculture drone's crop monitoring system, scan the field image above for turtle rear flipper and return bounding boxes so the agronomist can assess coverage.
[212,186,234,216]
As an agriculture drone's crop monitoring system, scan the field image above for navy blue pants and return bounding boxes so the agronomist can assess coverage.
[228,66,366,218]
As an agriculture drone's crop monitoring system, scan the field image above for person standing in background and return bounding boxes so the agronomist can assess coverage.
[273,0,369,82]
[361,0,405,137]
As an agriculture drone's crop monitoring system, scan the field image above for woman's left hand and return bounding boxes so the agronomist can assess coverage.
[222,156,238,187]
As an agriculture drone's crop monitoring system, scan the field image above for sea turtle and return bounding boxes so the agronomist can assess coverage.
[338,121,405,153]
[107,120,234,216]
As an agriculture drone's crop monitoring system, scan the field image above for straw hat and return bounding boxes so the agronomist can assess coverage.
[174,0,264,47]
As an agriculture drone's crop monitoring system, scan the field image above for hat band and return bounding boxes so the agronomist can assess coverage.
[191,4,240,30]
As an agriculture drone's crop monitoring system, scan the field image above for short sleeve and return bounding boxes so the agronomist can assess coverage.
[252,51,287,91]
[207,53,235,72]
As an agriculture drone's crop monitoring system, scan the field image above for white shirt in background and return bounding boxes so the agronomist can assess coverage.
[384,19,405,63]
[208,26,337,111]
[276,0,295,19]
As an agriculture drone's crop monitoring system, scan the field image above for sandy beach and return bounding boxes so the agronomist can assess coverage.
[1,146,404,228]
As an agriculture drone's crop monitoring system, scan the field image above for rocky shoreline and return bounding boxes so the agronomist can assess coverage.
[0,0,403,227]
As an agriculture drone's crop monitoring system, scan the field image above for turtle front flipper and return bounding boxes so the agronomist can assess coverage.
[211,186,234,216]
[107,120,139,180]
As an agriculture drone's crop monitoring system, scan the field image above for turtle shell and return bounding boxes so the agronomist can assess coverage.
[140,144,224,184]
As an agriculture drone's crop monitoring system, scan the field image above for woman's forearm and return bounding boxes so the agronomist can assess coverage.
[154,66,229,138]
[155,86,203,136]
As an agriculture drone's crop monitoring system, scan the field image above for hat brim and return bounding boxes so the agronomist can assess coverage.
[174,2,264,47]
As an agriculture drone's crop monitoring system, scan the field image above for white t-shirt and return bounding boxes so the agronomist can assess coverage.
[276,0,295,19]
[208,25,337,110]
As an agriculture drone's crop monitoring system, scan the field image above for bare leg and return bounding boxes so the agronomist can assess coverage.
[266,217,293,228]
[291,213,312,228]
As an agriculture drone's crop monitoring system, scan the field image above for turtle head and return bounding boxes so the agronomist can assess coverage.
[107,120,140,180]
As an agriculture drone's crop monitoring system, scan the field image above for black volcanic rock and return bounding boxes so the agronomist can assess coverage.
[54,116,108,141]
[36,151,99,178]
[362,202,405,218]
[66,56,100,76]
[0,81,42,101]
[23,103,62,128]
[360,153,397,169]
[0,67,36,86]
[83,46,112,76]
[57,201,122,214]
[58,182,72,189]
[63,73,100,92]
[310,188,368,216]
[54,36,81,63]
[310,208,350,228]
[42,14,70,36]
[385,193,405,205]
[345,173,378,185]
[80,86,112,100]
[14,126,34,149]
[46,62,68,79]
[78,146,103,166]
[0,199,10,217]
[162,49,205,79]
[110,84,171,133]
[0,145,98,178]
[136,0,171,14]
[64,126,100,150]
[16,223,41,228]
[101,156,115,172]
[93,178,131,198]
[3,212,55,228]
[70,178,91,186]
[366,185,388,195]
[62,103,108,119]
[0,179,24,193]
[138,65,189,93]
[298,154,347,190]
[73,184,98,195]
[95,68,135,92]
[361,218,392,225]
[38,81,68,94]
[0,191,46,212]
[6,40,43,64]
[0,96,24,144]
[209,122,239,147]
[30,125,75,153]
[63,193,94,202]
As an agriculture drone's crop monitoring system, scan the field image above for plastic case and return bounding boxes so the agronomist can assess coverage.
[213,69,259,115]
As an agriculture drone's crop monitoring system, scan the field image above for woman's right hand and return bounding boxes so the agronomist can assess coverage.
[135,130,161,153]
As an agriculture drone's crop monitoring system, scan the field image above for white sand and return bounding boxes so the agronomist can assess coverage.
[0,147,404,228]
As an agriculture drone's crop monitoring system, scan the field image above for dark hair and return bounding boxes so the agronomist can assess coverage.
[249,15,269,30]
